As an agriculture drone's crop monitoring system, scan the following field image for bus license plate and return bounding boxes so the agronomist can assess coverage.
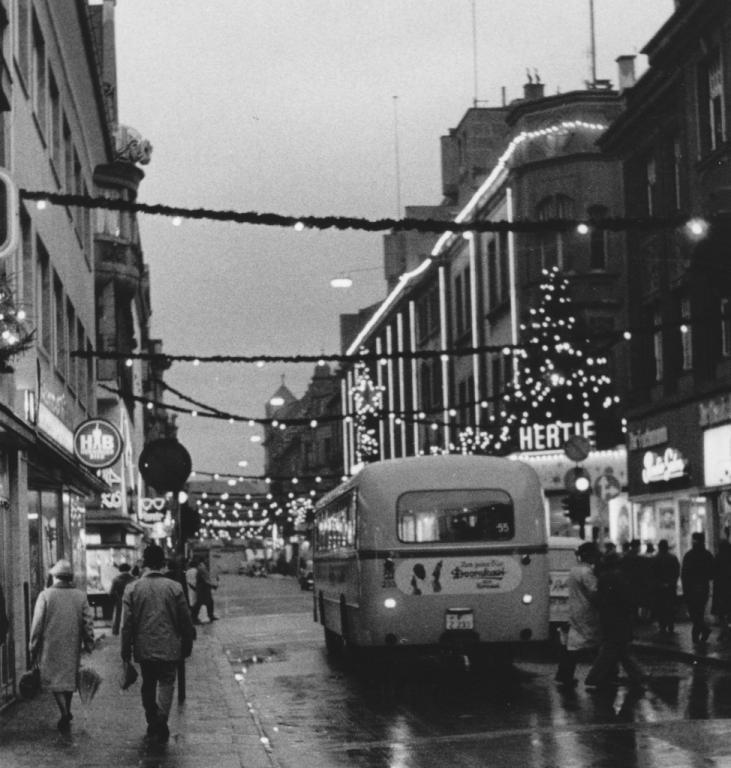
[445,609,474,631]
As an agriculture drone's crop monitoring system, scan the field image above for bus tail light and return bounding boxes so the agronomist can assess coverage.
[522,594,533,605]
[384,598,397,609]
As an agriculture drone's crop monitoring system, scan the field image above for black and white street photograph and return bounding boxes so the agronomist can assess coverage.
[2,1,731,766]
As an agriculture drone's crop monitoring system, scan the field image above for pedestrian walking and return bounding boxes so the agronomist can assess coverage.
[555,542,601,687]
[681,532,714,644]
[712,538,731,640]
[185,558,198,607]
[28,559,95,733]
[191,559,218,624]
[121,544,196,744]
[650,539,680,635]
[584,551,645,691]
[109,562,136,636]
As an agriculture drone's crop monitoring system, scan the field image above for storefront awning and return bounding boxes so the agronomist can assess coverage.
[27,432,109,496]
[0,402,35,448]
[85,511,146,535]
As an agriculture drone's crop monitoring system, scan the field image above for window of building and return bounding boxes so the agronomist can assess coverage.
[53,273,65,377]
[646,156,657,216]
[454,272,463,337]
[77,319,86,406]
[37,240,51,351]
[49,71,60,172]
[587,205,608,270]
[428,286,439,335]
[463,265,471,336]
[498,230,510,302]
[721,298,731,358]
[672,138,682,211]
[20,208,33,313]
[680,297,693,371]
[420,361,431,410]
[537,195,573,271]
[698,48,726,155]
[486,236,498,309]
[16,0,30,88]
[31,16,45,134]
[63,116,72,197]
[653,309,663,382]
[66,299,76,393]
[490,353,501,400]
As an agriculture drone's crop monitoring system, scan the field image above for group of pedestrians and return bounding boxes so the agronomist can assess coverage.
[555,531,731,692]
[555,542,645,691]
[27,544,200,743]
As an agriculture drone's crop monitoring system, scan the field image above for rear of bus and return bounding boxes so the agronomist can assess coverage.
[315,455,549,656]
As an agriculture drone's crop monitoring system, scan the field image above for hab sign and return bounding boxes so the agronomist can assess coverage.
[73,418,124,469]
[393,556,522,595]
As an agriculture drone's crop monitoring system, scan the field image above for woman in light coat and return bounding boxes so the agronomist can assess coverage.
[555,542,602,686]
[29,559,95,733]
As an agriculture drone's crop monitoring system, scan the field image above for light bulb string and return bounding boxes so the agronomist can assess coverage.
[19,188,731,234]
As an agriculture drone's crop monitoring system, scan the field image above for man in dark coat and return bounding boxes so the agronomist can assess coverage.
[584,552,644,690]
[681,532,714,643]
[650,539,680,635]
[109,563,136,636]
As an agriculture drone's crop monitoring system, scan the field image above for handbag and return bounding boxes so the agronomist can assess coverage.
[120,660,138,690]
[18,667,40,699]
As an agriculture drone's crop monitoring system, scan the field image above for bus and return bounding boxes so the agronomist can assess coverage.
[312,455,550,661]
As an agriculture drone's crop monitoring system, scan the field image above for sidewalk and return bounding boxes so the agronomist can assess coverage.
[0,620,273,768]
[632,619,731,668]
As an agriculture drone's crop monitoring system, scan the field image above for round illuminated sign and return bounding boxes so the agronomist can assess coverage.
[73,418,124,469]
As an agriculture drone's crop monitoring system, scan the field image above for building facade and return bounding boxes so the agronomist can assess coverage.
[340,79,629,541]
[0,0,168,706]
[600,0,731,559]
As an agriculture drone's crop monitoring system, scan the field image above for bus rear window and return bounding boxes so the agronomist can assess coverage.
[397,489,514,543]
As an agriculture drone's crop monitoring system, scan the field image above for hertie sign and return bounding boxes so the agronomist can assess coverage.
[73,419,123,469]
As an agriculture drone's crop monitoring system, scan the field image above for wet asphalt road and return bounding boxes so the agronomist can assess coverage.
[215,574,731,768]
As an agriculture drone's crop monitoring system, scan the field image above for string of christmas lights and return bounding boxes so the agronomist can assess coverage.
[22,188,726,234]
[72,309,730,368]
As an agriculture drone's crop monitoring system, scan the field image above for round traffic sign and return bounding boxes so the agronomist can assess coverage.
[564,434,591,462]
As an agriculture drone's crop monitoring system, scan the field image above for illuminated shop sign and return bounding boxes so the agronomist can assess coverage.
[628,426,668,450]
[518,419,595,452]
[73,418,124,469]
[641,448,689,484]
[704,424,731,487]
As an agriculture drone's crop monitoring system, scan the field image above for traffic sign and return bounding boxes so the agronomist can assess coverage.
[563,434,590,462]
[594,473,621,500]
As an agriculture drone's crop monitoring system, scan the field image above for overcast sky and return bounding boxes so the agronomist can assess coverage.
[113,0,673,476]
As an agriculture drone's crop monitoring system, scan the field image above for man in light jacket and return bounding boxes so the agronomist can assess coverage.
[121,544,196,743]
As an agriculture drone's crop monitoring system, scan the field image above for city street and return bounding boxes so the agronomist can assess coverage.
[4,572,731,768]
[214,574,731,768]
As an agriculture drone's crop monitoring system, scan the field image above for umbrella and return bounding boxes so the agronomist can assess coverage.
[76,666,103,705]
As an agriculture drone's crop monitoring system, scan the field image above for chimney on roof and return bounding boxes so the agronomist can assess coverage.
[616,55,636,93]
[523,69,545,101]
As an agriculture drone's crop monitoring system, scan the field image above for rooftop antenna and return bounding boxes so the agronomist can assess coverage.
[471,0,478,106]
[392,95,402,218]
[589,0,597,85]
